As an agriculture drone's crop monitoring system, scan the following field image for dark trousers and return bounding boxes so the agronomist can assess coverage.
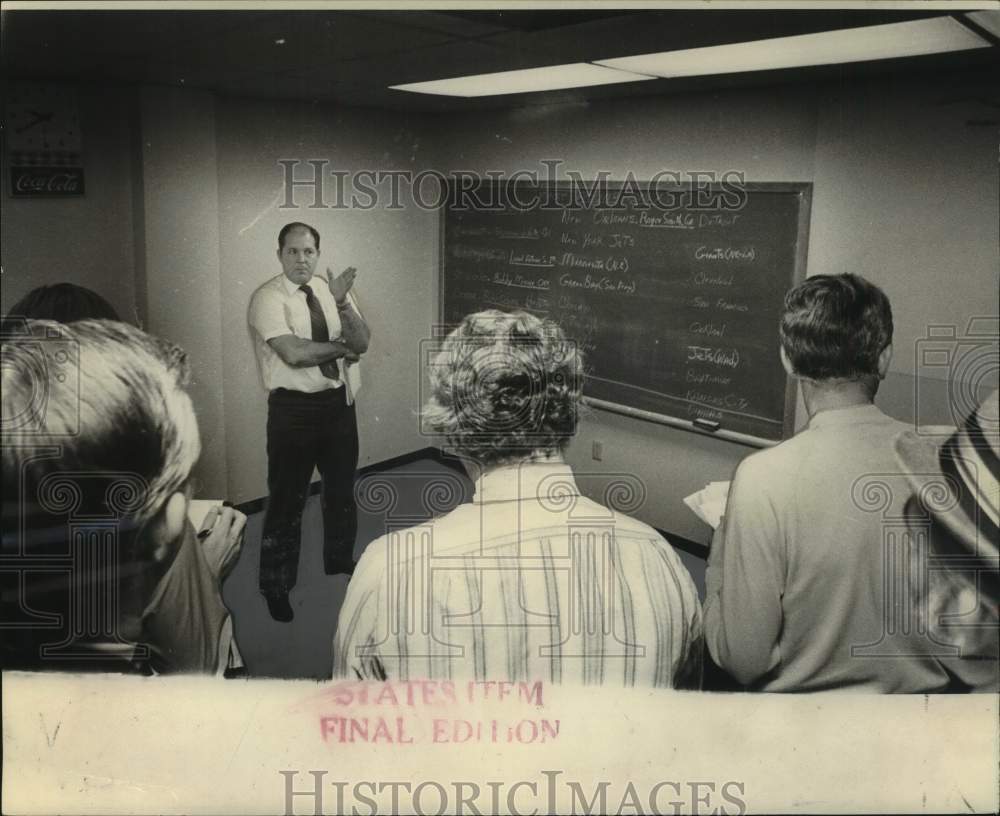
[259,387,359,598]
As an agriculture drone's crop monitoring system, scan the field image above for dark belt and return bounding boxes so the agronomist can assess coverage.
[268,387,344,405]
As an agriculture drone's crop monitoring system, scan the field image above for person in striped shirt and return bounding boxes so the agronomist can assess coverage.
[333,310,702,686]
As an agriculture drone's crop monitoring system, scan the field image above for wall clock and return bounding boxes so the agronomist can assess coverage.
[5,82,85,196]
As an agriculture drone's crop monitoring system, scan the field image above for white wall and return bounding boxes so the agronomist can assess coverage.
[810,74,1000,426]
[138,86,229,498]
[214,96,438,503]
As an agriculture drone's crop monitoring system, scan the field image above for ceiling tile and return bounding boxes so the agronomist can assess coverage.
[2,9,995,114]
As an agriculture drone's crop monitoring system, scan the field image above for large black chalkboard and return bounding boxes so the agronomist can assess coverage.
[440,181,812,445]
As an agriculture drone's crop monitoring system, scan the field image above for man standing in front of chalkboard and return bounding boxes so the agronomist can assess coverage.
[703,274,960,692]
[249,222,371,623]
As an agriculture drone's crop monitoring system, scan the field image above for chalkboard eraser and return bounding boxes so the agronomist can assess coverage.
[693,418,721,432]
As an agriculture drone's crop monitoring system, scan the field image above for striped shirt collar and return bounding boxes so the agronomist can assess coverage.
[472,461,578,504]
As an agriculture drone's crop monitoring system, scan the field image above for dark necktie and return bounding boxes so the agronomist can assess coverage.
[299,284,339,380]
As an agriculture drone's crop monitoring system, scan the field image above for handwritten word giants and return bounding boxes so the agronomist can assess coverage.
[694,245,756,262]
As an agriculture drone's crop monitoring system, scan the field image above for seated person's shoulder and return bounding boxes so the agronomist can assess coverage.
[609,509,664,542]
[731,444,783,487]
[607,512,695,567]
[722,445,801,515]
[351,504,479,585]
[351,534,390,587]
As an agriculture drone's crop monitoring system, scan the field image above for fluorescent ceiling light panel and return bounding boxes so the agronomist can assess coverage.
[390,63,655,97]
[595,17,990,79]
[965,10,1000,39]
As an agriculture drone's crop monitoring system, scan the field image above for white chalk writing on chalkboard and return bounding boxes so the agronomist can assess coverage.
[694,246,756,262]
[442,181,811,444]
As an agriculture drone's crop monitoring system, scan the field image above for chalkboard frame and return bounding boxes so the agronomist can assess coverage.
[438,179,813,448]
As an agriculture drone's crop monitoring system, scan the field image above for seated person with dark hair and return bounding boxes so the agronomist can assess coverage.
[1,319,245,674]
[334,310,702,687]
[704,273,963,692]
[3,282,122,326]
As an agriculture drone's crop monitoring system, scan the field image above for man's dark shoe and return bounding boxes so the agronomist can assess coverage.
[265,594,294,622]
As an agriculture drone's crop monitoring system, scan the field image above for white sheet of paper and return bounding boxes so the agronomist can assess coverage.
[683,481,731,529]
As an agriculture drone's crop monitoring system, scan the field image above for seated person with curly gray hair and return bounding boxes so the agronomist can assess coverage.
[334,310,702,686]
[1,319,245,674]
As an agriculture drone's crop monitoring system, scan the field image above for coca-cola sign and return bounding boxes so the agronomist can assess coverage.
[10,166,85,197]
